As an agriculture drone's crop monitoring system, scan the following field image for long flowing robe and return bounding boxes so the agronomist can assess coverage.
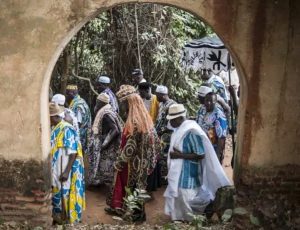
[88,104,122,186]
[50,120,85,224]
[69,95,91,153]
[155,99,176,183]
[164,120,230,221]
[197,105,228,161]
[107,128,160,209]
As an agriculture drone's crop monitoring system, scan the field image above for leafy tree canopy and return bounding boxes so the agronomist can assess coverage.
[51,3,214,115]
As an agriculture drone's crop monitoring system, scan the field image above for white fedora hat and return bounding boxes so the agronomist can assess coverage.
[166,104,186,120]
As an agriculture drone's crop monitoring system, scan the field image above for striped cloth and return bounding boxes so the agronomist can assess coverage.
[178,132,205,189]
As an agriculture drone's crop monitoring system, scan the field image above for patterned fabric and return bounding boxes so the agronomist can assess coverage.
[155,99,176,183]
[50,121,85,224]
[206,75,228,102]
[143,95,160,123]
[64,108,80,137]
[108,128,161,209]
[178,132,205,189]
[88,105,122,186]
[104,88,119,113]
[155,99,176,136]
[69,95,91,153]
[196,105,228,148]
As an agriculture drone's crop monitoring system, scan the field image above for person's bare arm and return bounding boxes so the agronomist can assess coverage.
[170,147,205,161]
[217,95,230,114]
[229,85,239,116]
[216,137,226,158]
[60,153,77,182]
[101,115,120,150]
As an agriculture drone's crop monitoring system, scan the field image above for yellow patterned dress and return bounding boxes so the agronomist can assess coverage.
[50,120,85,224]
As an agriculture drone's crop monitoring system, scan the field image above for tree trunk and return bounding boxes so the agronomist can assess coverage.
[60,46,70,94]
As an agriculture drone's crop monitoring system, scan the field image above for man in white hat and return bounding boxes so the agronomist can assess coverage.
[198,83,230,117]
[155,85,176,136]
[96,75,119,113]
[49,102,85,224]
[52,94,79,136]
[164,104,231,222]
[88,93,122,187]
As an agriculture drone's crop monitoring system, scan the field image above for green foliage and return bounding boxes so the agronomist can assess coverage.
[122,187,150,222]
[188,213,208,229]
[51,3,214,114]
[163,222,180,230]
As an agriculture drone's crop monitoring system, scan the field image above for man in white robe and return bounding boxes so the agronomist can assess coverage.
[164,104,231,221]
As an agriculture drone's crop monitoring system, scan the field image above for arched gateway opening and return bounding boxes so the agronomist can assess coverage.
[45,3,244,224]
[41,0,247,184]
[42,0,245,224]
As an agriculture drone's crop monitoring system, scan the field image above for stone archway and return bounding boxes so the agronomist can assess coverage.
[40,0,249,182]
[0,0,299,227]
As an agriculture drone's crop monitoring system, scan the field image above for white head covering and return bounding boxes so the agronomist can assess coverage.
[97,93,110,104]
[197,86,213,97]
[51,94,66,106]
[98,76,110,84]
[167,104,186,120]
[156,85,168,94]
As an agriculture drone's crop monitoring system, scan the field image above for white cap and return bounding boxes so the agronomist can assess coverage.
[98,76,111,84]
[166,104,186,120]
[197,86,212,97]
[51,94,65,106]
[155,85,168,94]
[97,93,110,104]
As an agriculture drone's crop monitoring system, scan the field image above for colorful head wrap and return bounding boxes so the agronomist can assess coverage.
[66,84,78,90]
[116,85,137,102]
[97,93,110,104]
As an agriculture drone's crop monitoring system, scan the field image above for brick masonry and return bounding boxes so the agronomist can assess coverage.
[0,157,52,226]
[234,164,300,229]
[0,156,299,228]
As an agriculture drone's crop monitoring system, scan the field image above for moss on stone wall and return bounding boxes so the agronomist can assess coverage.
[0,157,51,196]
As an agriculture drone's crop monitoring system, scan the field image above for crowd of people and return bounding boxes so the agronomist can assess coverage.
[49,68,238,224]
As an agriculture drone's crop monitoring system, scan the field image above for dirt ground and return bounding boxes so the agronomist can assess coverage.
[82,138,234,225]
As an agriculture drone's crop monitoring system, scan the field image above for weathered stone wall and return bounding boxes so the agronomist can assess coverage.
[0,157,51,225]
[0,0,299,226]
[234,164,300,228]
